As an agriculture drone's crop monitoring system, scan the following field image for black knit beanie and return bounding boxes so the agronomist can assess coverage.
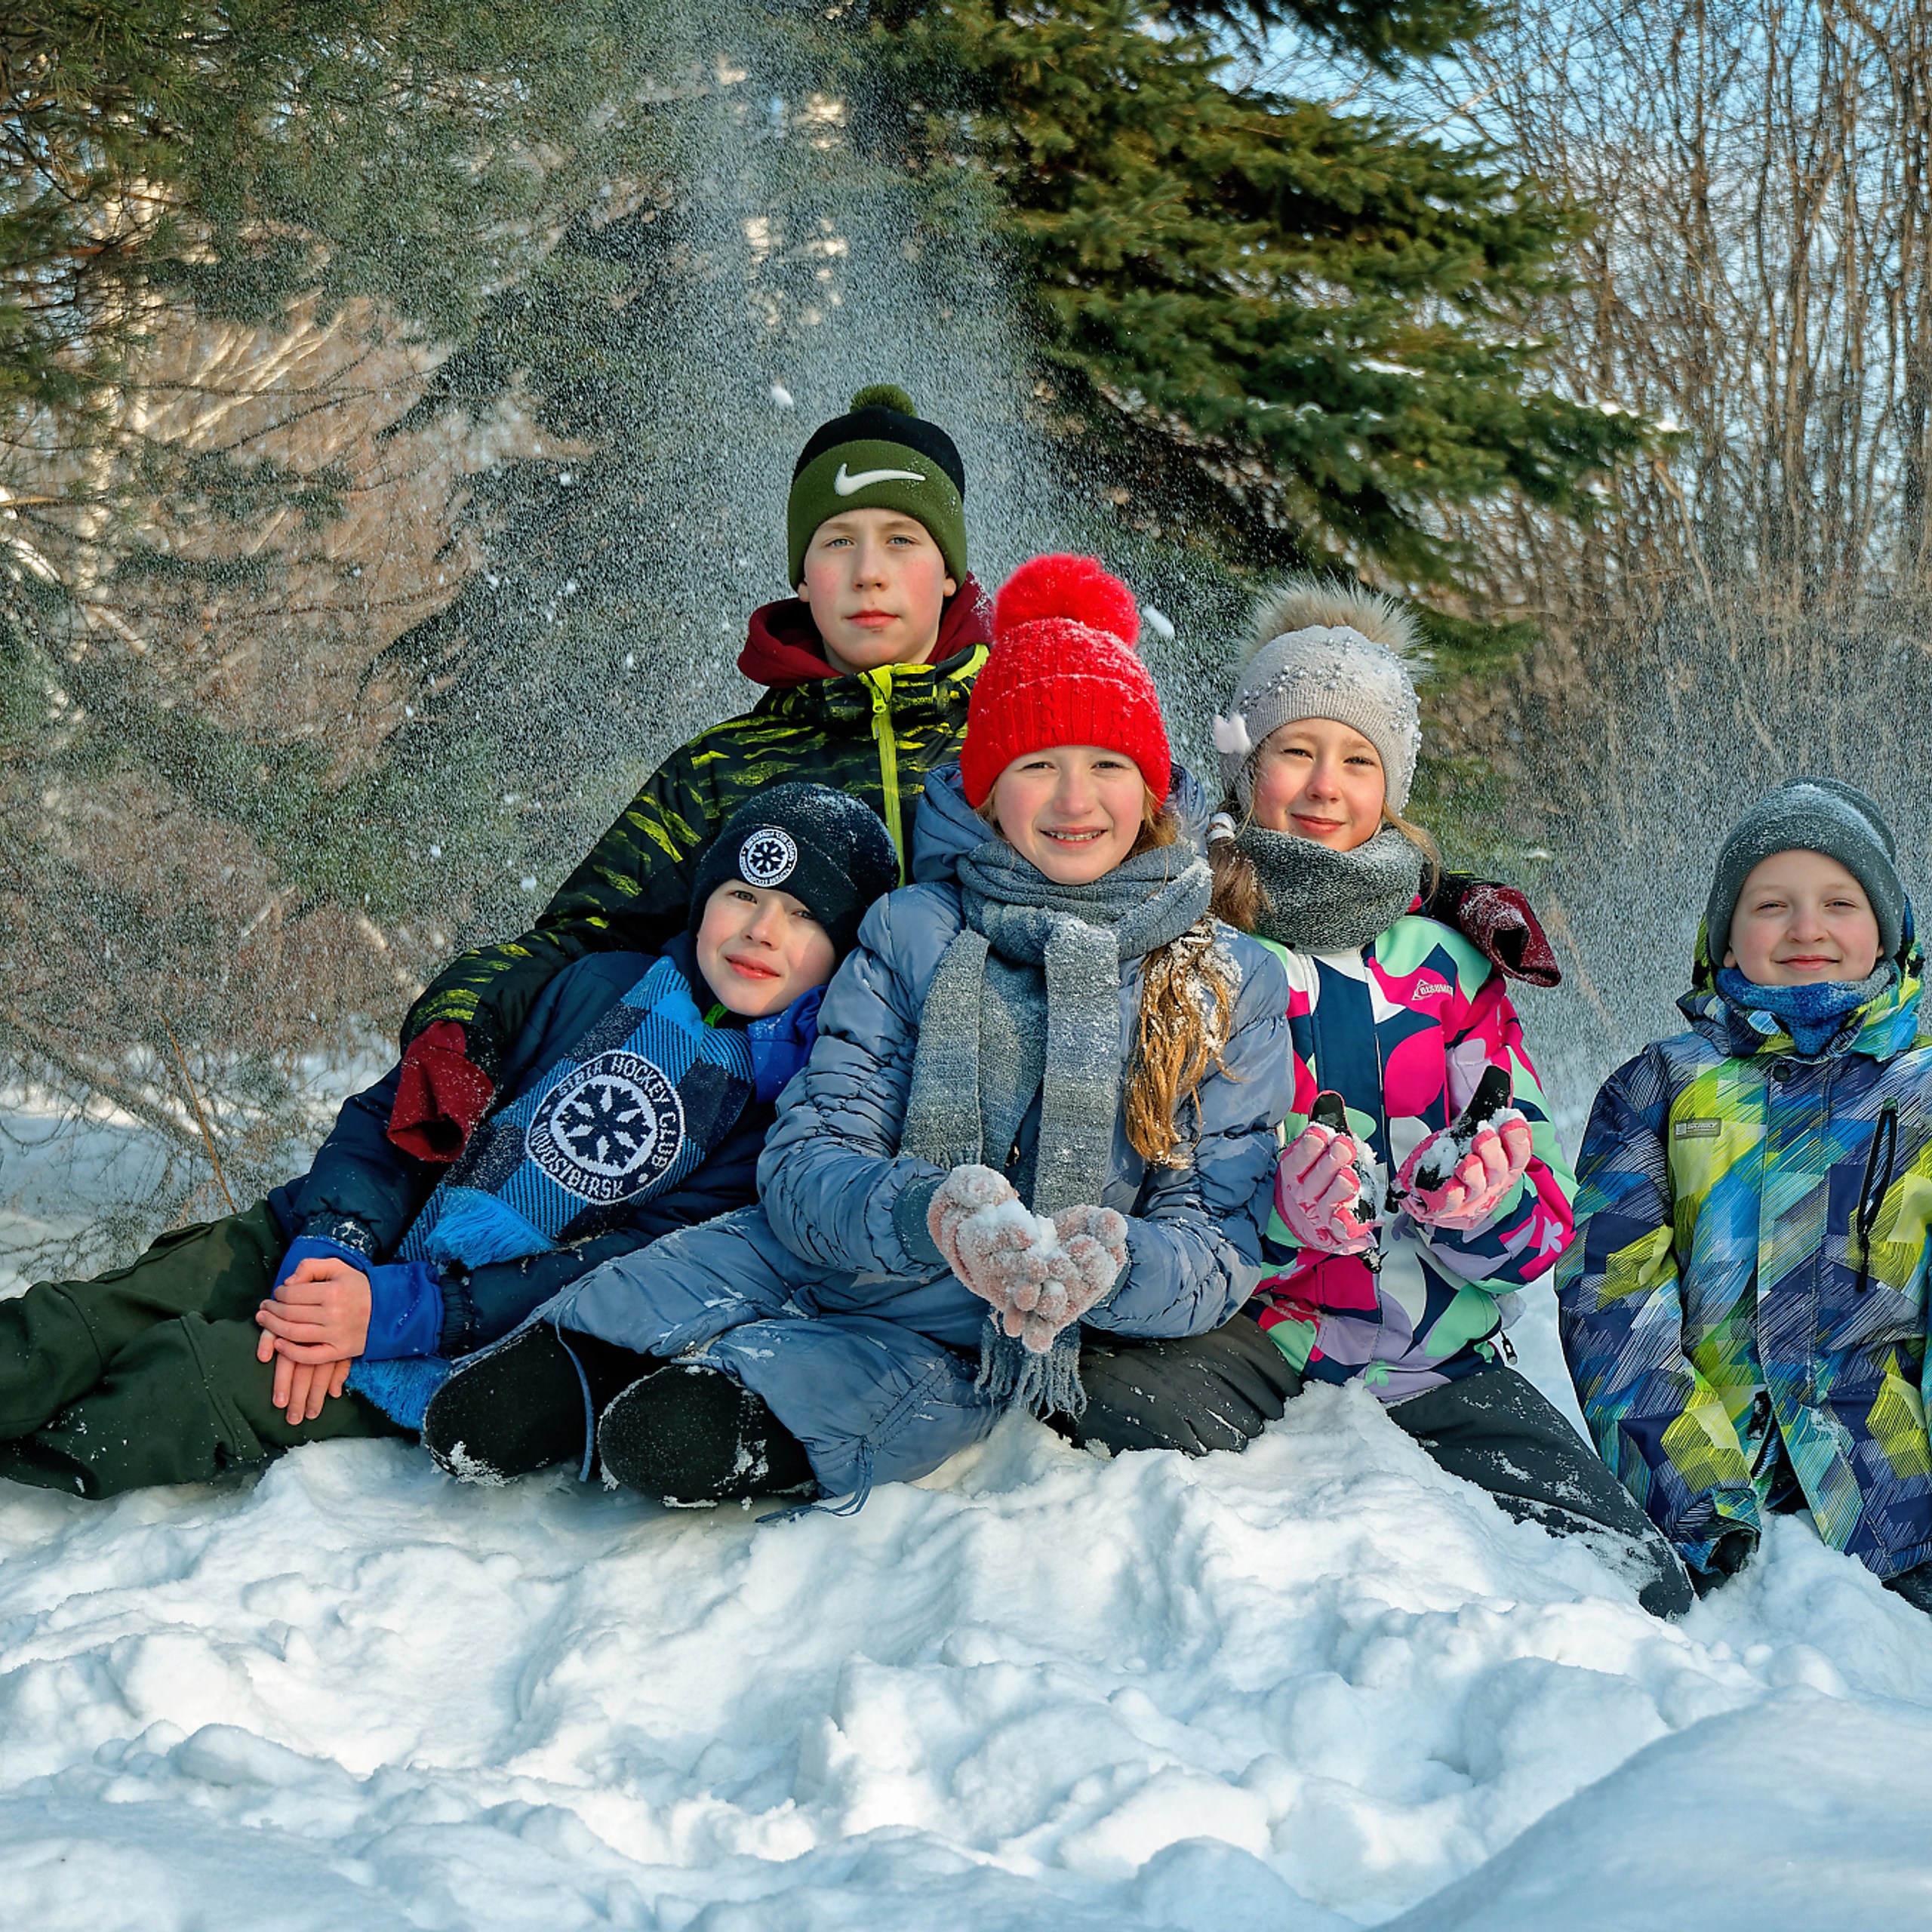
[689,783,900,960]
[786,383,968,588]
[1704,777,1907,968]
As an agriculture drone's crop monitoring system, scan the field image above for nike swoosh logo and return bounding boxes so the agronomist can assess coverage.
[833,462,926,495]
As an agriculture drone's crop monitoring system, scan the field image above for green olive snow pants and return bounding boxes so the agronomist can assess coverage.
[0,1202,405,1498]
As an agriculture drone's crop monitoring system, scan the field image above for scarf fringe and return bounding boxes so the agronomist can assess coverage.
[974,1315,1087,1420]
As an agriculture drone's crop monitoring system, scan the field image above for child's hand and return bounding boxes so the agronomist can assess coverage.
[1396,1109,1534,1232]
[269,1354,353,1427]
[1274,1121,1380,1254]
[255,1256,372,1363]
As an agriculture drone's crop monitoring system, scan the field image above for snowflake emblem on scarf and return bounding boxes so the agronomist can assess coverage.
[528,1051,685,1204]
[738,826,798,888]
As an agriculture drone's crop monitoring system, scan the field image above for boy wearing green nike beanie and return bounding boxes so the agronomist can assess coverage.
[387,386,992,1161]
[786,383,971,676]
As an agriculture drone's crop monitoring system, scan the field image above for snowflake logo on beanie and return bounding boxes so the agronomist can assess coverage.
[738,827,798,888]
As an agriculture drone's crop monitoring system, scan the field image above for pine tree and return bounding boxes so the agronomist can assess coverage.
[875,1,1647,582]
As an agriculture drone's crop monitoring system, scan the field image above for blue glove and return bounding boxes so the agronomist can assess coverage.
[361,1261,446,1361]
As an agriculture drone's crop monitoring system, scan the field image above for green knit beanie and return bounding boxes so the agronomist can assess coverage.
[786,383,968,589]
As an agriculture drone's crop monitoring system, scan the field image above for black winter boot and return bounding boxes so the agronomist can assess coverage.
[597,1363,816,1505]
[1883,1561,1932,1614]
[424,1325,649,1483]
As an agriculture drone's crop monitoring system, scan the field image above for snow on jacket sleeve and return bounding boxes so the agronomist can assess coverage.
[756,888,955,1281]
[1411,969,1577,1291]
[1080,938,1291,1338]
[1556,1048,1761,1571]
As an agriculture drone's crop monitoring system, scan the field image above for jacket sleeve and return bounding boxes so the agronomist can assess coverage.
[276,1066,436,1260]
[435,1100,774,1354]
[401,737,721,1069]
[755,892,952,1281]
[1080,941,1291,1338]
[1413,971,1577,1291]
[1555,1049,1761,1571]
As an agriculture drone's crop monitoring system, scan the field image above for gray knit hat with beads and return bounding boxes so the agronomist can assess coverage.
[1211,580,1422,812]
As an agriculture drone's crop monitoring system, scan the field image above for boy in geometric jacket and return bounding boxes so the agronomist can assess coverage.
[1560,778,1932,1610]
[0,785,896,1498]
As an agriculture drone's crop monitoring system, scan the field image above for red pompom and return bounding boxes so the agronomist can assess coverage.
[993,553,1140,651]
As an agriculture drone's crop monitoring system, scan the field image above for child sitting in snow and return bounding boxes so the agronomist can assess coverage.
[0,786,895,1497]
[1561,780,1932,1612]
[420,555,1293,1507]
[386,383,991,1167]
[1044,580,1694,1618]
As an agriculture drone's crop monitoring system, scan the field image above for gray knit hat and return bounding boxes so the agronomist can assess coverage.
[1211,580,1423,812]
[1704,777,1906,968]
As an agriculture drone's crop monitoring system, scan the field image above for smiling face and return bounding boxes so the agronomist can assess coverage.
[989,746,1149,885]
[693,882,837,1017]
[1724,848,1882,986]
[1247,718,1386,852]
[798,507,958,675]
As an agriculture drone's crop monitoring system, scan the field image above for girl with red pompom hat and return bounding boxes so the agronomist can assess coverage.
[423,554,1294,1513]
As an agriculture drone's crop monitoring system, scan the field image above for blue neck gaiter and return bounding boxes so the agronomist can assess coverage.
[1713,961,1898,1057]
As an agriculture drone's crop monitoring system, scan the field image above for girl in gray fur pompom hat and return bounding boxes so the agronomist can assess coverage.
[1212,579,1424,816]
[1091,579,1691,1617]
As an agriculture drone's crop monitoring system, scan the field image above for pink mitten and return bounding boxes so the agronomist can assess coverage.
[928,1164,1023,1275]
[1274,1121,1379,1254]
[1395,1109,1533,1232]
[1052,1203,1129,1279]
[929,1164,1057,1335]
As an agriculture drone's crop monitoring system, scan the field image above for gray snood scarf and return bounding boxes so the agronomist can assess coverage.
[901,835,1214,1415]
[1235,823,1423,954]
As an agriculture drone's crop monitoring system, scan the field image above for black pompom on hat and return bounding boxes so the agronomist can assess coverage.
[689,783,900,960]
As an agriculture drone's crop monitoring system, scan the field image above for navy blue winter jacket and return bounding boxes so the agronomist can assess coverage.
[265,935,774,1356]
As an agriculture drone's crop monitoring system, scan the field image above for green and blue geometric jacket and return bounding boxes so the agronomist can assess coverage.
[1558,942,1932,1582]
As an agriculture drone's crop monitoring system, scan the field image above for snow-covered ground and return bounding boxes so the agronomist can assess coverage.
[3,1123,1931,1928]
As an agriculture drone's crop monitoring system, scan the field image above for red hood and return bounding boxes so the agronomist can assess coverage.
[737,574,992,689]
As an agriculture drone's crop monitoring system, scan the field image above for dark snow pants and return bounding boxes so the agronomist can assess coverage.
[0,1202,403,1497]
[1066,1315,1695,1617]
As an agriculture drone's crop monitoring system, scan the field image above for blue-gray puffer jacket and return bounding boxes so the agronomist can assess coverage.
[544,764,1291,1498]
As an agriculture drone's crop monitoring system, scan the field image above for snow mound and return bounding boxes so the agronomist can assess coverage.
[2,1296,1930,1930]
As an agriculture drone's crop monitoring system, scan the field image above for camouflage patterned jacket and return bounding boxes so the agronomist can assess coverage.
[405,583,989,1073]
[1558,952,1932,1582]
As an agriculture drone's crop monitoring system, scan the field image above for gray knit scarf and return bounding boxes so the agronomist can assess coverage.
[1235,823,1423,954]
[903,835,1213,1414]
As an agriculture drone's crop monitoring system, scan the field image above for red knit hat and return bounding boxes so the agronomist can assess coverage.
[959,554,1171,808]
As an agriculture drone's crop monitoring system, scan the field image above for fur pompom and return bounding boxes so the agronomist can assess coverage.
[1211,711,1252,756]
[1243,577,1415,668]
[995,553,1140,650]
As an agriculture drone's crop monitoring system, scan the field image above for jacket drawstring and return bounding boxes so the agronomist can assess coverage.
[1746,1389,1780,1480]
[1854,1098,1900,1294]
[552,1319,601,1483]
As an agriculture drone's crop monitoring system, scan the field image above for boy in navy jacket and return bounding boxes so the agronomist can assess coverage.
[0,786,895,1497]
